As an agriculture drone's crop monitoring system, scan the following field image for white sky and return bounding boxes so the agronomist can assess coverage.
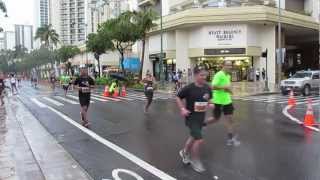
[0,0,35,31]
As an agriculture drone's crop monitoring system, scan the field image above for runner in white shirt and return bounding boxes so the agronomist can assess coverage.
[10,74,18,95]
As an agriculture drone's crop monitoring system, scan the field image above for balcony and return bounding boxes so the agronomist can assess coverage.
[138,0,157,7]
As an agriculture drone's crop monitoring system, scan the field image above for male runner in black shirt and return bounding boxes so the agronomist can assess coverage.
[176,66,212,173]
[74,68,95,128]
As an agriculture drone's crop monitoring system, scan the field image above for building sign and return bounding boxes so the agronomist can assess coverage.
[206,25,246,46]
[149,53,166,60]
[204,48,246,55]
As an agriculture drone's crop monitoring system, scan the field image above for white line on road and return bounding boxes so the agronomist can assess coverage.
[282,105,319,132]
[54,96,79,105]
[40,103,177,180]
[31,98,47,108]
[42,97,64,106]
[91,94,122,102]
[67,95,94,103]
[90,96,109,102]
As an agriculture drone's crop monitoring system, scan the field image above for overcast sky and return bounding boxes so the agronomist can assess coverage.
[0,0,34,31]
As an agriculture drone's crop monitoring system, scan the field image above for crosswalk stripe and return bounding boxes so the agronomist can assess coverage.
[91,94,122,102]
[67,95,94,103]
[114,96,137,101]
[31,98,47,108]
[276,97,320,104]
[90,96,109,102]
[296,99,320,105]
[54,96,79,105]
[42,97,64,106]
[126,94,147,99]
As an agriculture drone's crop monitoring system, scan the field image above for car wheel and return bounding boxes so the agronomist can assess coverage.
[302,85,311,96]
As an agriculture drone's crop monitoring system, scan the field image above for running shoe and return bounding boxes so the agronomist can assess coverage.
[179,149,191,165]
[227,136,241,146]
[190,159,206,173]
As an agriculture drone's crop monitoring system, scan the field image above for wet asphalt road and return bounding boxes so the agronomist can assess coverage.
[14,82,320,180]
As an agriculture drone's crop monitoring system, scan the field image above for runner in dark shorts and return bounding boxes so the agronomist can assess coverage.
[74,68,95,128]
[176,66,213,173]
[0,72,6,106]
[142,73,155,113]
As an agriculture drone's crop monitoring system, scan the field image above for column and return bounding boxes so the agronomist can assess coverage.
[175,29,190,72]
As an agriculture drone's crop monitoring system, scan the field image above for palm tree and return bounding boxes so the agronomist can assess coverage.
[35,24,59,49]
[0,0,7,14]
[134,9,158,79]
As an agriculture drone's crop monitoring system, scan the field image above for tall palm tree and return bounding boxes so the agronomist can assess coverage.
[134,9,158,79]
[0,0,7,14]
[35,24,59,49]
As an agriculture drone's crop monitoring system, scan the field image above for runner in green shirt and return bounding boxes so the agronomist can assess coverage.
[60,73,71,97]
[207,60,240,146]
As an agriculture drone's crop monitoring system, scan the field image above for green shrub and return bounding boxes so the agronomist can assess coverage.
[95,76,113,85]
[129,83,144,90]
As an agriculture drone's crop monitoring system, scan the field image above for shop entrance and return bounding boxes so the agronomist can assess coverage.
[195,56,254,82]
[152,59,176,81]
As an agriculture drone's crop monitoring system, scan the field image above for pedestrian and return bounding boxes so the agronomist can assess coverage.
[0,72,6,106]
[74,68,95,128]
[206,60,240,146]
[60,73,71,97]
[262,68,266,80]
[176,66,213,173]
[49,71,57,92]
[17,75,22,87]
[10,74,18,95]
[142,72,155,113]
[256,68,260,81]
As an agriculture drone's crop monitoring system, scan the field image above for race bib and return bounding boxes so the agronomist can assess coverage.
[194,102,208,112]
[81,87,91,93]
[146,86,153,91]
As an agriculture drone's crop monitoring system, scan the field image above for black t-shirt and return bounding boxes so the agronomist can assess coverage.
[0,79,5,92]
[50,76,56,83]
[177,83,211,114]
[74,76,95,96]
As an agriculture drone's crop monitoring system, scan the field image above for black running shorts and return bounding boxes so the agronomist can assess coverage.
[185,113,205,140]
[79,94,91,107]
[213,103,234,119]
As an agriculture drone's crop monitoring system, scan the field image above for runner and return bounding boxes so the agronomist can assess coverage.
[176,66,212,173]
[74,68,95,128]
[142,73,155,113]
[49,71,57,92]
[206,60,240,146]
[10,74,18,95]
[17,75,22,87]
[0,72,6,106]
[60,73,71,97]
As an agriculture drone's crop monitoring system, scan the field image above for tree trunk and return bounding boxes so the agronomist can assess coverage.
[139,38,146,80]
[120,51,125,75]
[97,56,101,78]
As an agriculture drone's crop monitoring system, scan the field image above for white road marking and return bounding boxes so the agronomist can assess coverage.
[91,94,121,102]
[67,95,94,103]
[40,104,176,180]
[42,97,64,106]
[90,96,109,102]
[31,98,47,108]
[54,96,79,105]
[295,98,320,105]
[282,105,319,132]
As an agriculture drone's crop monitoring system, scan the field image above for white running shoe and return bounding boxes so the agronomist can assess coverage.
[227,137,241,146]
[179,149,191,165]
[190,159,206,173]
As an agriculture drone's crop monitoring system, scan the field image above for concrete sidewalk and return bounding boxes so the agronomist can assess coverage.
[0,96,92,180]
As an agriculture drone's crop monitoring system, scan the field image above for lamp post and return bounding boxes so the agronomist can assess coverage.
[262,49,269,92]
[159,0,164,85]
[277,0,282,87]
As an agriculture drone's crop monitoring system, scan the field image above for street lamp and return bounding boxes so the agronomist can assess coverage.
[159,0,164,85]
[277,0,282,87]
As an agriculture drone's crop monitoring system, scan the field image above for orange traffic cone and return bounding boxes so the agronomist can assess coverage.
[103,85,109,97]
[121,86,127,97]
[288,90,296,107]
[304,98,315,127]
[113,87,119,97]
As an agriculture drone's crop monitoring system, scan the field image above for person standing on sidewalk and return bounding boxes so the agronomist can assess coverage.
[206,61,240,146]
[74,68,95,128]
[10,74,18,95]
[60,73,71,97]
[142,73,155,113]
[176,66,212,173]
[49,71,57,93]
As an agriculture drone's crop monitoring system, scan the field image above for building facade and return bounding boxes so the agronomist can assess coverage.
[15,25,34,51]
[3,31,16,50]
[140,0,319,86]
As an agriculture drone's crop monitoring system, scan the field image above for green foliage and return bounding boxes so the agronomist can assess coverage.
[57,46,81,63]
[0,1,7,14]
[128,83,144,90]
[86,33,113,56]
[35,24,59,48]
[95,76,113,85]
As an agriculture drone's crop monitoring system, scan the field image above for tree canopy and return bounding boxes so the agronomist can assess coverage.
[35,24,59,48]
[56,45,81,63]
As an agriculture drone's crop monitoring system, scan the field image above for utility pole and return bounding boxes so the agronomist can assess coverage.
[277,0,282,86]
[159,0,164,85]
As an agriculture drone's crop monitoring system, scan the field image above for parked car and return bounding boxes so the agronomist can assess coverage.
[280,70,320,96]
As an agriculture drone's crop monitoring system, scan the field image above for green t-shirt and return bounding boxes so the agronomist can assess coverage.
[60,75,71,85]
[211,71,232,105]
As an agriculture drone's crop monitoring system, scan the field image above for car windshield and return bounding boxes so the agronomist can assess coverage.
[291,72,312,78]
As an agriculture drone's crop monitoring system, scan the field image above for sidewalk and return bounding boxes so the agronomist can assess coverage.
[0,96,92,180]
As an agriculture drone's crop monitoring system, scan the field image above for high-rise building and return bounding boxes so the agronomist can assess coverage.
[15,25,34,51]
[59,0,87,45]
[0,37,4,50]
[3,31,16,50]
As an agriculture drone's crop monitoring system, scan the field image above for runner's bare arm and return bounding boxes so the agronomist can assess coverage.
[176,97,190,117]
